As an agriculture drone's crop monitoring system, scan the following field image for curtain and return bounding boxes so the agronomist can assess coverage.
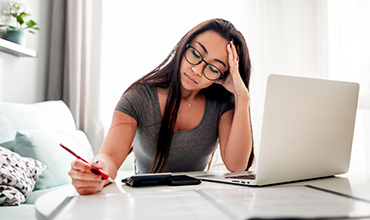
[247,0,329,157]
[248,0,369,173]
[46,0,68,103]
[327,0,370,173]
[47,0,104,153]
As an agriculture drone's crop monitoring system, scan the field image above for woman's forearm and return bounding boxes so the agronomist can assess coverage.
[222,94,253,172]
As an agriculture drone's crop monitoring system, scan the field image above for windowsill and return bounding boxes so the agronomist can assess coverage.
[0,38,38,57]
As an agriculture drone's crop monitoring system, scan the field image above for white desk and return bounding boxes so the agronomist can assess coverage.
[35,171,370,220]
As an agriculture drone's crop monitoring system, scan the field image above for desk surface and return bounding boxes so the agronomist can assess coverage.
[35,171,370,220]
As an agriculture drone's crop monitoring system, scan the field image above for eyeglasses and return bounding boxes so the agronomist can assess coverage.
[184,44,224,81]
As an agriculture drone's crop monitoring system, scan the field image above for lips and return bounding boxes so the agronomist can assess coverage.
[184,72,198,84]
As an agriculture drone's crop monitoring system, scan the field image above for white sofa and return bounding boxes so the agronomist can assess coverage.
[0,100,94,220]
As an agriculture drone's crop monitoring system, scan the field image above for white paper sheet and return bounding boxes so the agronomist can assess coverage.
[51,190,232,220]
[199,186,370,219]
[51,186,370,220]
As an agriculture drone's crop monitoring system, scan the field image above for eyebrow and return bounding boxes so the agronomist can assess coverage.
[196,42,208,54]
[196,42,226,68]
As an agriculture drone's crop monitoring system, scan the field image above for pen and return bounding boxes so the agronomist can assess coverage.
[59,143,114,183]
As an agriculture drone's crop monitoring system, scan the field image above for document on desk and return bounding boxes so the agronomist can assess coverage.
[199,186,370,219]
[50,190,232,220]
[50,186,370,220]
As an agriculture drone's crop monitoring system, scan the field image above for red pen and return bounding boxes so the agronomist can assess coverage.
[60,143,114,183]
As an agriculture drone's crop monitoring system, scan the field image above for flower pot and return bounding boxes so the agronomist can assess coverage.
[0,27,28,46]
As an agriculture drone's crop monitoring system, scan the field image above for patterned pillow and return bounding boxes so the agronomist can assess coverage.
[0,185,25,206]
[0,146,46,206]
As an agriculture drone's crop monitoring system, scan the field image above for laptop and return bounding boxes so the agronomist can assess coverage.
[196,74,359,186]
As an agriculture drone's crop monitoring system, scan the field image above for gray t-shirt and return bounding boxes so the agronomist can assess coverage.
[115,84,235,173]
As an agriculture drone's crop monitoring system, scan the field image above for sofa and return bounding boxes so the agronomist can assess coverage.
[0,100,94,220]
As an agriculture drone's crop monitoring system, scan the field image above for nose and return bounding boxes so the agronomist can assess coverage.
[191,62,205,76]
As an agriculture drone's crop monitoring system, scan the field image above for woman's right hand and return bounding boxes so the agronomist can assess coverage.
[68,159,107,195]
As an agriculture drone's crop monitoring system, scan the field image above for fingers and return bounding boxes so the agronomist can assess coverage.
[72,180,104,195]
[69,159,105,195]
[69,160,103,181]
[229,39,239,60]
[224,40,249,97]
[70,173,105,195]
[227,39,239,73]
[90,158,108,173]
[214,41,238,87]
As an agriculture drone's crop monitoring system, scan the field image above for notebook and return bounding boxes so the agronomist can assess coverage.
[196,74,359,186]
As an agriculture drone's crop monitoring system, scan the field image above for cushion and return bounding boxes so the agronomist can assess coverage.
[14,130,94,190]
[0,100,76,149]
[0,185,25,206]
[0,141,14,151]
[0,147,46,206]
[0,204,38,219]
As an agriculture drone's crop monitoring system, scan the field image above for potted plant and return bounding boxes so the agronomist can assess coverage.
[0,0,40,46]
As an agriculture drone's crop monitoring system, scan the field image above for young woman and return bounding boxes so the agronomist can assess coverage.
[69,18,254,195]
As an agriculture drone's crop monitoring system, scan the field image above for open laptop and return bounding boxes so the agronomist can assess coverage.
[196,74,359,186]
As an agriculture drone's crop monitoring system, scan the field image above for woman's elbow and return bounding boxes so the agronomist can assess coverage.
[225,161,248,172]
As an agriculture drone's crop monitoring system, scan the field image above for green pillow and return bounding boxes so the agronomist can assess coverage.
[0,140,15,151]
[14,130,94,190]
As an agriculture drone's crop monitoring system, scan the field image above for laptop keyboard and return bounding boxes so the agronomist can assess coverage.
[225,174,256,180]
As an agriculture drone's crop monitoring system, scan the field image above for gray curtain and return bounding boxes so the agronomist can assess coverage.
[46,0,104,153]
[46,0,69,103]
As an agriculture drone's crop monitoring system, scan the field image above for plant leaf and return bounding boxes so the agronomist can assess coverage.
[16,17,25,25]
[26,20,37,28]
[19,12,29,19]
[5,25,17,29]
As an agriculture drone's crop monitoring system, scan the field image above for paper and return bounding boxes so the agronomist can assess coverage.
[199,186,370,219]
[51,190,231,220]
[51,186,370,220]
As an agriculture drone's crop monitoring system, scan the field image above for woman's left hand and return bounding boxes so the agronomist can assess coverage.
[215,40,249,99]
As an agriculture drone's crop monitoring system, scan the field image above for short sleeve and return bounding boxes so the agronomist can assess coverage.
[115,88,140,123]
[222,95,235,115]
[115,85,159,126]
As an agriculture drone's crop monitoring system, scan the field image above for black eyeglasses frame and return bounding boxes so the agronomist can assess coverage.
[184,44,225,81]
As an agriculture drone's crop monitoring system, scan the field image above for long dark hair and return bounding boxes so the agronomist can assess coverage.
[126,18,254,173]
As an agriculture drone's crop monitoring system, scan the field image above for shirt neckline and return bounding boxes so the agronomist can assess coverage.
[153,86,208,133]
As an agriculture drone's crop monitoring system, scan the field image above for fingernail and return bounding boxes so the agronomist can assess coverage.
[92,159,99,164]
[236,56,239,61]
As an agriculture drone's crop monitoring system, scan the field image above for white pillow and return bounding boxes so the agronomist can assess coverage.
[14,130,94,190]
[0,101,76,150]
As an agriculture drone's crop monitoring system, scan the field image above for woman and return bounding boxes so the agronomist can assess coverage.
[69,18,254,195]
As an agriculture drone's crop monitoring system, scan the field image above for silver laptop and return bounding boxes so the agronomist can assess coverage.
[196,74,359,186]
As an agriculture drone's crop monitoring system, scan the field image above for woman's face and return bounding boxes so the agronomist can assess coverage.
[180,30,230,92]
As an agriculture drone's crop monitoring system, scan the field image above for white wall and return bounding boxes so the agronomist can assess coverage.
[0,0,52,103]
